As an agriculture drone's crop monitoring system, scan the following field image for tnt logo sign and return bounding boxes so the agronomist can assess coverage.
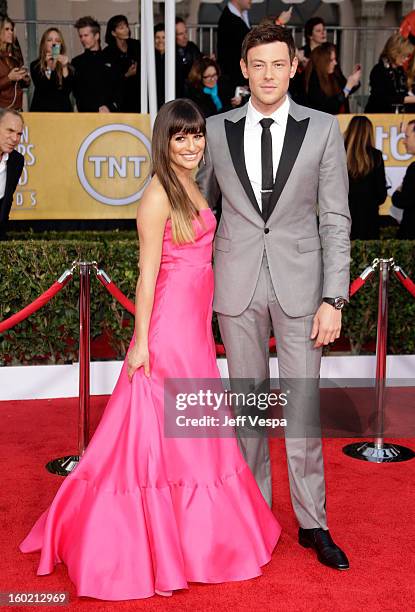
[77,124,151,206]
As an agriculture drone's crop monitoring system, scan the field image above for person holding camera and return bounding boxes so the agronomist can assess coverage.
[0,16,29,111]
[30,27,73,112]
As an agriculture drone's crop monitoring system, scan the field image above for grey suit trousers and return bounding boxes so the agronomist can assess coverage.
[218,252,327,530]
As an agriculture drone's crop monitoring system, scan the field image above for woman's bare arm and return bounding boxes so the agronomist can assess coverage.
[127,179,170,380]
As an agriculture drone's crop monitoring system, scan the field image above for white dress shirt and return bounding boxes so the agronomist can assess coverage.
[0,153,9,199]
[244,96,290,210]
[227,1,250,29]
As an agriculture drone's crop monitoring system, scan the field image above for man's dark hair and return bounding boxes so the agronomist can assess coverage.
[175,17,185,25]
[304,17,325,42]
[105,14,129,46]
[241,24,296,64]
[154,22,165,35]
[74,16,100,36]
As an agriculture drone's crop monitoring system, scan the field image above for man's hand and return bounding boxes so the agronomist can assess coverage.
[98,105,110,113]
[310,302,342,348]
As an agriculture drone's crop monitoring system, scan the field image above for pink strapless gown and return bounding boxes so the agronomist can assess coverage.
[19,208,281,601]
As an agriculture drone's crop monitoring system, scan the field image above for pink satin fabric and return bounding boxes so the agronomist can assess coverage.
[20,208,281,600]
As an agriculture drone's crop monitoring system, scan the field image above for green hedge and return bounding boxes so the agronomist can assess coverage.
[1,234,414,365]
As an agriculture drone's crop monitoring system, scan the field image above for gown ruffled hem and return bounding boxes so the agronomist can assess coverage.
[20,462,281,601]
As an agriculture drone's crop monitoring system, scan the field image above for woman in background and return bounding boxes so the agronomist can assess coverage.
[344,116,387,239]
[30,27,73,112]
[304,42,360,114]
[0,16,30,110]
[103,14,140,112]
[187,57,238,117]
[365,33,414,113]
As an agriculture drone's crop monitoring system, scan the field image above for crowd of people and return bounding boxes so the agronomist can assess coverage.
[0,5,414,239]
[1,7,415,118]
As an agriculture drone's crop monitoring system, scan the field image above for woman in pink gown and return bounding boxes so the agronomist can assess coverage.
[19,99,281,601]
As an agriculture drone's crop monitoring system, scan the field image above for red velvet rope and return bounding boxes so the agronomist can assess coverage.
[96,276,136,316]
[0,274,72,334]
[96,267,370,356]
[349,276,366,298]
[394,269,415,299]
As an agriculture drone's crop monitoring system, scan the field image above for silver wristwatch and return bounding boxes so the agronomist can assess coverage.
[323,297,346,310]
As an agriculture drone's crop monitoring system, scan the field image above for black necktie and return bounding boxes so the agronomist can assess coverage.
[260,117,274,221]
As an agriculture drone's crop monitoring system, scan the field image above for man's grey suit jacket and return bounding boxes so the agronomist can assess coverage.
[197,99,351,318]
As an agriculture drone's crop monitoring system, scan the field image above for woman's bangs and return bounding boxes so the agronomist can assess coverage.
[169,104,205,137]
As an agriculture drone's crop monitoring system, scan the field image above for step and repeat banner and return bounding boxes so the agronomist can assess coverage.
[11,113,151,220]
[10,112,415,221]
[338,114,415,216]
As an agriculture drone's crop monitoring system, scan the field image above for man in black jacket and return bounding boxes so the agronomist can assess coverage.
[0,108,24,240]
[72,16,120,112]
[392,120,415,238]
[175,17,202,97]
[217,0,251,91]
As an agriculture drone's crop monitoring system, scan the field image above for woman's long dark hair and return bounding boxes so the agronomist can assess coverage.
[152,99,206,244]
[344,116,376,179]
[0,16,24,67]
[305,42,340,97]
[105,15,130,46]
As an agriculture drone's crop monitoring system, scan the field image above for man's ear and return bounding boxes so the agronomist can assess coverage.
[290,56,298,79]
[240,58,248,79]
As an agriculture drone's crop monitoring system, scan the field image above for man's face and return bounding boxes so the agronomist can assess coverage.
[175,22,188,48]
[0,113,24,155]
[240,41,297,112]
[404,124,415,154]
[78,26,100,51]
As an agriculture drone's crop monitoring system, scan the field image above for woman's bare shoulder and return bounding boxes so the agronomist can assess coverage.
[137,175,170,225]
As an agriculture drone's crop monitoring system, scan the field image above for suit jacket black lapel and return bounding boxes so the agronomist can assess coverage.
[225,117,262,218]
[4,151,22,200]
[266,114,310,222]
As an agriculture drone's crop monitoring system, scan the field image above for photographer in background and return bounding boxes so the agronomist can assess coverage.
[0,16,29,111]
[30,27,73,112]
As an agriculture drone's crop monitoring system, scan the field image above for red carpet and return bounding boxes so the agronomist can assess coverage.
[1,397,414,611]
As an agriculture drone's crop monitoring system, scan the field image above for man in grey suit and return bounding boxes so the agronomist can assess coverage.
[197,24,350,570]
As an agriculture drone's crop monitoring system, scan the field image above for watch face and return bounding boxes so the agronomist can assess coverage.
[334,297,345,309]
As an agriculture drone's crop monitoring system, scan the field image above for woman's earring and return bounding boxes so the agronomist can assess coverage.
[202,154,206,166]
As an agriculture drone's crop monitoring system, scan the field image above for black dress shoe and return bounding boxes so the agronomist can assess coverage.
[299,528,349,570]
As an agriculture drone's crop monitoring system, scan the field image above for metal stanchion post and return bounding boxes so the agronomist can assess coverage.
[343,259,415,463]
[78,262,90,458]
[46,262,93,476]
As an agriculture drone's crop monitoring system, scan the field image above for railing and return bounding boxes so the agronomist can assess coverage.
[14,19,397,109]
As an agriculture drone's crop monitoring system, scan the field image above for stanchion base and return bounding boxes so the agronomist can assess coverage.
[343,442,415,463]
[45,455,80,476]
